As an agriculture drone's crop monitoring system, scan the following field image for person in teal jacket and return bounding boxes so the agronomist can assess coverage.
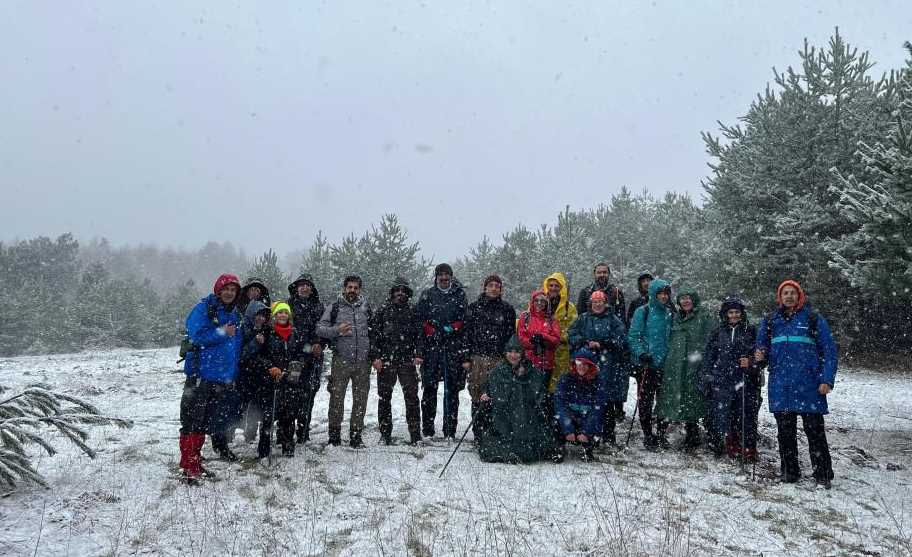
[627,278,674,450]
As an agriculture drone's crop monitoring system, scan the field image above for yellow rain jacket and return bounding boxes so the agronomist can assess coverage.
[542,272,578,391]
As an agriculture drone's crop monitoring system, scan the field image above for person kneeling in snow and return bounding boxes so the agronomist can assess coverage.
[554,349,607,462]
[477,336,559,464]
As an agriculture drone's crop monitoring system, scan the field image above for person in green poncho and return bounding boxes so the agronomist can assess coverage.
[477,335,561,464]
[656,288,715,450]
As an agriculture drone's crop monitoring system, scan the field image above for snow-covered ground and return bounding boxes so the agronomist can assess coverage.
[0,348,910,556]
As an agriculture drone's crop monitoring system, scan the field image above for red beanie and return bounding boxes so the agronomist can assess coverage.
[213,273,241,295]
[776,280,807,310]
[589,290,607,303]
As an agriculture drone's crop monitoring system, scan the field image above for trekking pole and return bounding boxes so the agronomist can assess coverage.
[740,367,747,475]
[624,367,647,447]
[268,375,280,467]
[439,405,482,478]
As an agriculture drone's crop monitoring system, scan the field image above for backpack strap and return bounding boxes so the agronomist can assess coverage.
[329,301,340,326]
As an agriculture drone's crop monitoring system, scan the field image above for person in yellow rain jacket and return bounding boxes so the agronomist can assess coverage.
[541,272,578,392]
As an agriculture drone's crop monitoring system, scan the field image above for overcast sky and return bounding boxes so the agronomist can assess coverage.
[1,2,909,262]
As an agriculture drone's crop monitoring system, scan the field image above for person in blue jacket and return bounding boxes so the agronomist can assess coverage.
[755,280,838,488]
[555,348,607,462]
[178,273,243,484]
[568,290,630,446]
[627,278,675,450]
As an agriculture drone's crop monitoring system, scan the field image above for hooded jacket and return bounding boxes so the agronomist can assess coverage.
[184,293,242,383]
[317,294,372,364]
[369,278,421,365]
[554,348,607,436]
[700,297,760,392]
[627,278,674,370]
[463,293,517,359]
[568,307,630,402]
[756,281,838,414]
[415,278,468,378]
[287,274,326,347]
[477,357,556,463]
[541,272,579,388]
[656,288,715,422]
[238,277,272,315]
[516,289,561,373]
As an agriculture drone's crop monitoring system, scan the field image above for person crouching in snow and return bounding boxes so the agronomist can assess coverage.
[568,290,630,446]
[263,302,312,457]
[178,273,243,484]
[554,349,607,462]
[700,296,761,460]
[755,280,837,488]
[477,336,559,464]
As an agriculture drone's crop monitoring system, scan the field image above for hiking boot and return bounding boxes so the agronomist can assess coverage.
[725,432,741,458]
[657,434,670,451]
[815,478,832,490]
[581,446,597,462]
[551,451,565,464]
[350,434,365,449]
[643,434,659,451]
[742,447,758,463]
[281,444,295,457]
[781,472,800,484]
[328,434,342,447]
[216,447,239,462]
[381,434,393,446]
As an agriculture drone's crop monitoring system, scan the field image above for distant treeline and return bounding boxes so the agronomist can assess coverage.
[1,31,909,358]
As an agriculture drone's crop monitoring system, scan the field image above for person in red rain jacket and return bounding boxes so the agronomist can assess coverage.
[517,290,561,376]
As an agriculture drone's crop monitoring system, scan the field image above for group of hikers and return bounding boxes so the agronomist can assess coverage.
[177,262,838,489]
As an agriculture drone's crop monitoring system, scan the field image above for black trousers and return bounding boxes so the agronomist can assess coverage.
[637,367,666,437]
[774,412,834,481]
[377,362,421,440]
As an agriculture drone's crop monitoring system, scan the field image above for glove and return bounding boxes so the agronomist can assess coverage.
[423,321,436,337]
[442,324,454,334]
[639,353,653,365]
[269,367,282,380]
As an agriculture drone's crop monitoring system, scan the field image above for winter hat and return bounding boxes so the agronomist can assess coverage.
[271,301,292,317]
[389,276,414,298]
[244,300,271,323]
[571,348,599,381]
[483,274,502,287]
[776,280,807,310]
[288,273,316,296]
[719,296,747,321]
[434,263,454,277]
[589,290,607,303]
[213,273,241,295]
[637,272,654,283]
[504,334,523,354]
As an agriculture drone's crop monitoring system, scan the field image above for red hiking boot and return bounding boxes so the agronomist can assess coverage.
[725,432,741,459]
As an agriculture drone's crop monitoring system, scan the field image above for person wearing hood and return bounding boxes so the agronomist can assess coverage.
[700,296,761,459]
[517,290,561,375]
[178,273,243,484]
[542,272,579,391]
[576,263,626,324]
[238,277,272,315]
[317,275,373,448]
[262,302,313,457]
[287,273,326,443]
[627,273,654,325]
[462,274,517,440]
[568,290,630,446]
[369,277,422,445]
[477,335,559,464]
[627,278,674,450]
[554,349,606,462]
[755,280,837,488]
[236,300,273,443]
[656,287,714,450]
[415,263,468,440]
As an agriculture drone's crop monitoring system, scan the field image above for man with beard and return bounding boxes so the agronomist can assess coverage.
[415,263,468,440]
[576,263,626,324]
[369,277,422,445]
[461,274,516,440]
[287,274,326,443]
[317,275,372,448]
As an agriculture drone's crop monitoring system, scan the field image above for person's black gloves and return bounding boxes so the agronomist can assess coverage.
[639,353,653,366]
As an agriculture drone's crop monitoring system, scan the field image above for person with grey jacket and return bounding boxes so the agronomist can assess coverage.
[317,275,373,448]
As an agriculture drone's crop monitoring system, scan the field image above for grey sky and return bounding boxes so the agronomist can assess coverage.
[1,2,909,262]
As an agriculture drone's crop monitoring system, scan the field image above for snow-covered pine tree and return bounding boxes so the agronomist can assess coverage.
[702,29,896,332]
[246,249,291,301]
[297,231,336,300]
[0,383,132,490]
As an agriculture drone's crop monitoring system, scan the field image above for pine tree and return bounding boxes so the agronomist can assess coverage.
[245,249,290,301]
[0,383,131,489]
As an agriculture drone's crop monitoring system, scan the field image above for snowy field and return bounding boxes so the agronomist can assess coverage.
[0,348,910,556]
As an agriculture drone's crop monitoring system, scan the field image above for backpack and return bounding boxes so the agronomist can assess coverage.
[177,301,222,364]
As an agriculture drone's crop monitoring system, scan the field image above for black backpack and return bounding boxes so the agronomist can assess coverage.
[177,301,223,364]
